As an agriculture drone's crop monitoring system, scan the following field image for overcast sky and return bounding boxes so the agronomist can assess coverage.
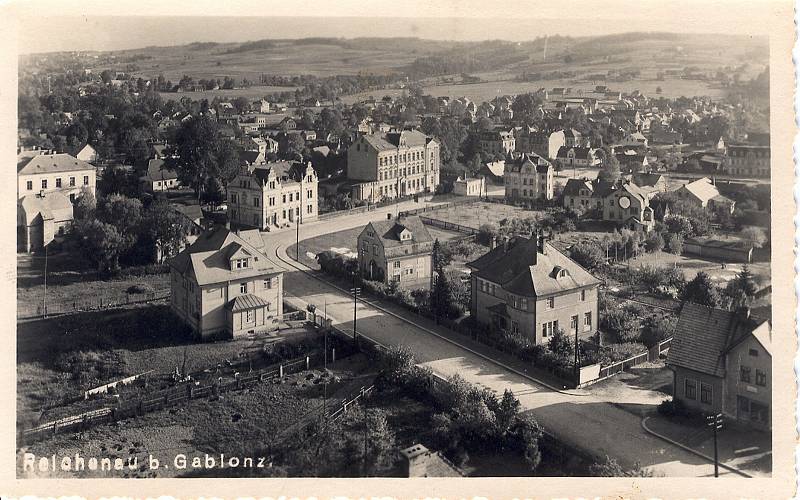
[9,0,782,53]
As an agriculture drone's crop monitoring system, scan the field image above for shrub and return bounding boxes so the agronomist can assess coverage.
[54,350,128,382]
[590,455,653,477]
[126,283,155,294]
[569,241,606,270]
[595,342,647,366]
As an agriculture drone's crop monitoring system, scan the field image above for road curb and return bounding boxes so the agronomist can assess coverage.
[274,244,591,397]
[640,416,753,478]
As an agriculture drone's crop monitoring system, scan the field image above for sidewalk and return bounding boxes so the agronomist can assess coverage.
[643,413,772,477]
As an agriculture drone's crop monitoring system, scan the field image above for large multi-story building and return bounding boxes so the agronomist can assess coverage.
[356,215,434,289]
[467,234,600,344]
[347,130,440,203]
[724,144,770,178]
[168,226,284,339]
[227,161,318,230]
[17,151,96,202]
[504,153,554,201]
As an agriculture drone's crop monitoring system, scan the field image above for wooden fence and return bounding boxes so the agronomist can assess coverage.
[418,216,479,235]
[20,354,320,444]
[18,289,170,320]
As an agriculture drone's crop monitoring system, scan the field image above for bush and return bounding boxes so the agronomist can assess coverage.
[54,350,128,382]
[590,455,653,477]
[595,342,647,366]
[569,241,606,270]
[656,398,701,420]
[126,283,155,294]
[117,262,170,278]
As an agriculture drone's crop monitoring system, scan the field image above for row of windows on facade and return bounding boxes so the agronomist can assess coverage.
[380,177,430,192]
[507,312,592,337]
[237,175,314,190]
[367,150,426,164]
[478,278,587,309]
[507,175,549,186]
[179,274,276,293]
[26,176,90,190]
[231,190,313,207]
[684,379,715,405]
[232,205,313,222]
[378,164,433,181]
[739,366,768,386]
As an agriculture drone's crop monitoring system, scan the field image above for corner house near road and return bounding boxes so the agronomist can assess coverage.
[666,303,771,430]
[467,234,600,344]
[357,215,434,289]
[169,226,284,338]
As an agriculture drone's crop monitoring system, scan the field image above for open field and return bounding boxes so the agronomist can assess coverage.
[158,85,301,101]
[422,201,534,231]
[106,40,432,81]
[342,76,728,105]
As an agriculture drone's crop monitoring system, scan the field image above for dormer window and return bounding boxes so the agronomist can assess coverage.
[232,258,249,270]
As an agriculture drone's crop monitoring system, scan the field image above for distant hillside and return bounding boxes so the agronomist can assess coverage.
[91,32,768,86]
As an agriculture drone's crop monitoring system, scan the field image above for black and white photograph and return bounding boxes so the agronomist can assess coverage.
[4,0,796,496]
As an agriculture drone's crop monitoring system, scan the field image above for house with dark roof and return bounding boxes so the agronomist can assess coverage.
[556,146,599,168]
[562,178,595,211]
[168,226,284,338]
[667,304,771,429]
[140,159,181,192]
[357,215,434,289]
[504,153,554,201]
[467,234,600,344]
[599,180,655,232]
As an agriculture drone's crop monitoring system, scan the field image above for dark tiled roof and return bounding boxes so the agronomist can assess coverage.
[562,178,593,197]
[142,159,179,181]
[367,215,433,249]
[467,236,599,297]
[556,146,593,160]
[505,153,551,174]
[667,303,764,378]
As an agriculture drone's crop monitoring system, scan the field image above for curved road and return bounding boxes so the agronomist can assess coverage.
[260,200,734,477]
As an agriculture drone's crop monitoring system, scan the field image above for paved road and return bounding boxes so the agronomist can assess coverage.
[260,202,736,477]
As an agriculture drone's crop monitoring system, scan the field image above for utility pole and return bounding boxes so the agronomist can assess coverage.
[350,274,361,346]
[42,244,48,317]
[363,389,369,476]
[574,323,579,385]
[707,413,723,477]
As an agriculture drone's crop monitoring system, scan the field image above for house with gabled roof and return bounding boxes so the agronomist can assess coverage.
[74,143,98,164]
[227,161,318,230]
[667,304,771,429]
[504,153,554,201]
[140,158,181,192]
[18,152,96,202]
[168,226,284,338]
[17,191,74,252]
[675,177,735,213]
[562,178,595,211]
[467,234,600,344]
[357,215,434,289]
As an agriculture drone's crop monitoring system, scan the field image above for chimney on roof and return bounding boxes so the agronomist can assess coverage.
[490,236,497,250]
[502,236,510,253]
[537,231,548,255]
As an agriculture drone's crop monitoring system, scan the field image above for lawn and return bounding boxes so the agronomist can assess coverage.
[17,252,171,318]
[422,201,534,231]
[626,251,771,288]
